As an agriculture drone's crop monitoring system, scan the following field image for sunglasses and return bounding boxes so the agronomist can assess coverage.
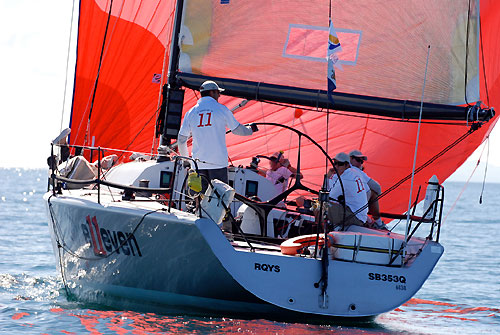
[353,157,365,163]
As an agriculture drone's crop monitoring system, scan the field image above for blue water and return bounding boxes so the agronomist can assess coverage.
[0,168,498,334]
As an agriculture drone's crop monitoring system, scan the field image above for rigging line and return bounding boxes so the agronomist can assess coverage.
[88,0,115,120]
[259,101,271,155]
[66,144,156,159]
[406,45,431,241]
[442,137,488,224]
[47,195,71,296]
[193,88,200,100]
[260,100,471,126]
[325,102,329,175]
[48,204,71,295]
[287,121,295,153]
[287,109,297,160]
[288,103,304,159]
[57,244,70,297]
[59,0,77,133]
[478,5,490,107]
[119,107,160,154]
[479,135,489,204]
[102,107,161,179]
[344,126,480,222]
[381,128,476,198]
[326,0,332,177]
[83,0,115,146]
[326,0,330,196]
[76,1,125,147]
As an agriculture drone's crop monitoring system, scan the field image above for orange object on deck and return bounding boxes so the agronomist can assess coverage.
[280,233,336,255]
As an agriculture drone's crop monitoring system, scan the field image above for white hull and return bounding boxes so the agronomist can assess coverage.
[44,188,443,320]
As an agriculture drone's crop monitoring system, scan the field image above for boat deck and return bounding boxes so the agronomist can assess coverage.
[54,188,427,266]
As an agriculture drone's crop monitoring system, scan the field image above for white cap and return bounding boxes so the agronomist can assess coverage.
[333,152,350,163]
[200,80,225,92]
[349,149,367,161]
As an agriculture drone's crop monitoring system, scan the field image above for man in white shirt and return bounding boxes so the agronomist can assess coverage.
[265,151,301,196]
[349,150,383,227]
[177,80,257,191]
[327,152,369,227]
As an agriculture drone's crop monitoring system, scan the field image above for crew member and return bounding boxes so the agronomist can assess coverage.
[327,152,369,228]
[349,149,383,228]
[265,151,301,195]
[177,80,257,191]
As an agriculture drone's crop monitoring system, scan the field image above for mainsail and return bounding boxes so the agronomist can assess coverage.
[69,0,499,213]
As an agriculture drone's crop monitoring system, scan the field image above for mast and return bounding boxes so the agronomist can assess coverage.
[158,0,185,146]
[176,73,494,122]
[166,0,184,90]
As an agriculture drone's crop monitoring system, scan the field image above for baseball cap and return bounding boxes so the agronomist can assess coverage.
[349,149,367,161]
[270,151,284,162]
[333,152,350,163]
[200,80,225,92]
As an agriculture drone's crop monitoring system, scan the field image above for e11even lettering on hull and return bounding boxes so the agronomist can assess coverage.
[81,215,142,257]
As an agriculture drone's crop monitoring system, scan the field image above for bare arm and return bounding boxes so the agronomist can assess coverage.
[282,158,303,179]
[231,124,253,136]
[177,134,189,157]
[367,178,381,195]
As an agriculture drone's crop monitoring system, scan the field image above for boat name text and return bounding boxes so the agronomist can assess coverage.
[254,263,280,273]
[368,273,406,283]
[82,215,142,257]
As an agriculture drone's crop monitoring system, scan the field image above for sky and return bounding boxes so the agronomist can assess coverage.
[1,0,499,183]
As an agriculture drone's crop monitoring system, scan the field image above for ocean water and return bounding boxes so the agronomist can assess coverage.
[0,168,498,334]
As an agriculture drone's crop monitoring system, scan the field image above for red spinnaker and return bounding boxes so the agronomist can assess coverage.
[70,0,499,214]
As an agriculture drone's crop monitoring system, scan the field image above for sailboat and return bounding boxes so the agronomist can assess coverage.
[44,0,499,320]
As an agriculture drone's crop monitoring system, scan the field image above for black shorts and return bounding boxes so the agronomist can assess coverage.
[198,167,228,193]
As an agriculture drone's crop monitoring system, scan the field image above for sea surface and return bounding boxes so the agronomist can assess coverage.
[0,168,498,334]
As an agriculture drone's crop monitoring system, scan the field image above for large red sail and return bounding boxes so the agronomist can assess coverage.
[70,0,177,153]
[70,0,499,214]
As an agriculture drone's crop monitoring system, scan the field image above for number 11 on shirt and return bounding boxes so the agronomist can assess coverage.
[197,113,212,127]
[355,178,365,193]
